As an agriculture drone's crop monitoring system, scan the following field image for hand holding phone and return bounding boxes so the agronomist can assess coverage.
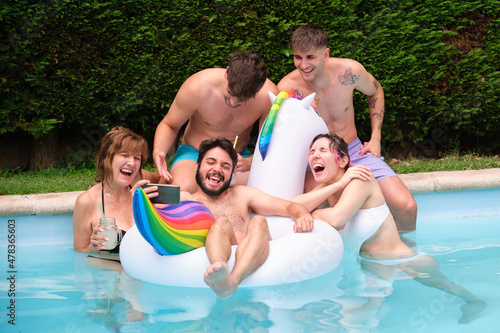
[141,184,180,205]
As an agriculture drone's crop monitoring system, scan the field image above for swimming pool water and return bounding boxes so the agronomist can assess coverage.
[1,188,499,332]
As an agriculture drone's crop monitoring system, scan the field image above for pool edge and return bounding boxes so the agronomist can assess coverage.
[398,168,500,193]
[1,168,500,217]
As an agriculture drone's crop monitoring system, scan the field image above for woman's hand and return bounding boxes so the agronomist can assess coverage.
[89,225,107,252]
[130,179,159,200]
[337,165,372,188]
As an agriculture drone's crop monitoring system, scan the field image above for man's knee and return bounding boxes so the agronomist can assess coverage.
[404,198,418,216]
[394,199,417,232]
[213,216,230,226]
[395,190,417,221]
[379,177,417,231]
[209,217,232,234]
[247,215,268,235]
[249,215,267,227]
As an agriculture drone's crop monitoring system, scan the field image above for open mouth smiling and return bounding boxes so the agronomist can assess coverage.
[312,163,325,174]
[207,173,224,184]
[120,168,133,177]
[301,67,314,75]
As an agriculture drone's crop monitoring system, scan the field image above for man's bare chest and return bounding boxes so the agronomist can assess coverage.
[198,197,247,225]
[316,94,353,121]
[197,106,260,130]
[295,78,352,107]
[298,86,354,123]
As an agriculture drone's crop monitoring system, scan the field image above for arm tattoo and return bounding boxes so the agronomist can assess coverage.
[338,67,360,85]
[372,106,384,129]
[369,97,378,109]
[373,80,379,90]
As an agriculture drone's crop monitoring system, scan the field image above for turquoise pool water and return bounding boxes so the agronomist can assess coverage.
[1,188,499,332]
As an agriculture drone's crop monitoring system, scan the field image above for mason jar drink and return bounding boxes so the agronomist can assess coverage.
[98,217,118,250]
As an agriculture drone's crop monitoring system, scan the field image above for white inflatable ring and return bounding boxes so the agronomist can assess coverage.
[120,91,344,287]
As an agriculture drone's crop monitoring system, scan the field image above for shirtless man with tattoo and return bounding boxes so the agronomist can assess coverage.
[181,138,314,298]
[278,24,417,232]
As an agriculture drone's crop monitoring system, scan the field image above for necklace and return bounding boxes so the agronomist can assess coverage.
[103,184,130,204]
[105,191,130,205]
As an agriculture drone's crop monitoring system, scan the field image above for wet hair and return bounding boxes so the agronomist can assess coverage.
[226,52,268,103]
[95,126,149,184]
[310,133,351,171]
[290,23,328,52]
[197,138,238,172]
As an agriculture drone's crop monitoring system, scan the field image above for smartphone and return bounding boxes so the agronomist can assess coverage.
[141,184,180,205]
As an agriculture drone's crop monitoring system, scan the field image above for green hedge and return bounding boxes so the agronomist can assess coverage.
[1,0,499,162]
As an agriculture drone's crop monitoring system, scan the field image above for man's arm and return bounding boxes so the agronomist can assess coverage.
[153,78,199,181]
[285,201,315,233]
[351,62,385,157]
[243,186,314,233]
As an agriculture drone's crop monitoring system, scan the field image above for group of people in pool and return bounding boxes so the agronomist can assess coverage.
[72,24,485,322]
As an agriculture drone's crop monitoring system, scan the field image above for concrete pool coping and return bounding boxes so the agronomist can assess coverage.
[1,168,499,217]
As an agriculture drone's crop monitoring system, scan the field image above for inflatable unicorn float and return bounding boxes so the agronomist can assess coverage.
[120,90,344,287]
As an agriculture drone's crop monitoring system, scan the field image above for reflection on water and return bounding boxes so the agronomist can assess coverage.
[74,254,150,331]
[172,294,272,332]
[71,243,486,332]
[73,250,344,331]
[291,250,487,332]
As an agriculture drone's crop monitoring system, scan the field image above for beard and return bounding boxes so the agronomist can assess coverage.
[195,167,232,197]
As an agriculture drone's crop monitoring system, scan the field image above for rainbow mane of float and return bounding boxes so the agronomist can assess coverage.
[249,91,326,200]
[132,187,213,255]
[258,89,300,160]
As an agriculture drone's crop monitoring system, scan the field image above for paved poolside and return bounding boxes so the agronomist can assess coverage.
[1,168,499,217]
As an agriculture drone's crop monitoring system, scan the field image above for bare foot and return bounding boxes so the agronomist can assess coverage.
[458,300,487,324]
[204,261,237,298]
[125,309,147,322]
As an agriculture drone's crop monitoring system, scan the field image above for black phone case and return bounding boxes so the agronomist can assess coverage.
[142,184,180,204]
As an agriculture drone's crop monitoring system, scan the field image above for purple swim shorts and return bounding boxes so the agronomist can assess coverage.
[348,138,397,182]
